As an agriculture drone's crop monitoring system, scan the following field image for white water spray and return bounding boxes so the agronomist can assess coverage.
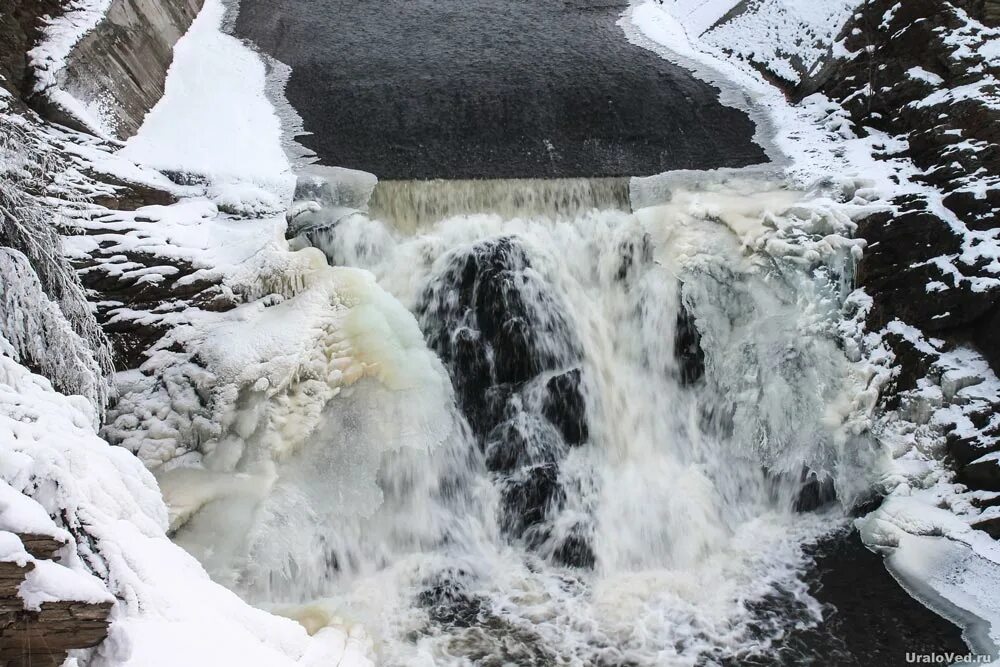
[167,174,877,665]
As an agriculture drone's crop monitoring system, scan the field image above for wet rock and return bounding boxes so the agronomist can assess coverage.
[499,464,563,539]
[484,417,561,473]
[418,570,484,629]
[551,528,596,569]
[615,234,653,283]
[793,469,838,513]
[674,303,705,386]
[418,237,592,564]
[541,369,588,446]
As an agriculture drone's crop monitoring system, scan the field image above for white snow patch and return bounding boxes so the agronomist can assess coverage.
[907,67,945,86]
[118,0,293,201]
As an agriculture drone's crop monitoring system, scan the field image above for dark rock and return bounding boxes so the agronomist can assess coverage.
[418,570,484,629]
[551,527,596,569]
[848,492,886,518]
[947,420,1000,467]
[615,234,653,283]
[972,305,1000,375]
[499,464,563,539]
[879,331,940,403]
[959,457,1000,492]
[0,0,63,104]
[674,302,705,386]
[972,516,1000,539]
[541,369,588,446]
[484,417,561,473]
[794,469,838,512]
[417,237,593,565]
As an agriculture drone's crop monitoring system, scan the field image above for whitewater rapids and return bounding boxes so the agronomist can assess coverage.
[169,174,880,665]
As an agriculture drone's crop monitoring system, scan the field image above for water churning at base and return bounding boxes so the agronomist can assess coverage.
[179,174,878,665]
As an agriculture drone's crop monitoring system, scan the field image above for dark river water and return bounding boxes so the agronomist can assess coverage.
[233,0,767,179]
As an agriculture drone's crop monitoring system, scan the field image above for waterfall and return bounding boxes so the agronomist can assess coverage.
[174,174,877,665]
[367,177,631,232]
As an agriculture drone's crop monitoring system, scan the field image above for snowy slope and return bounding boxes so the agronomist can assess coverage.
[117,0,293,199]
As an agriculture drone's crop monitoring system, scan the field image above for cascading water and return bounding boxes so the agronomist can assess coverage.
[174,174,879,665]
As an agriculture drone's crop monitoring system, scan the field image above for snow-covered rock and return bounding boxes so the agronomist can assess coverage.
[0,344,374,666]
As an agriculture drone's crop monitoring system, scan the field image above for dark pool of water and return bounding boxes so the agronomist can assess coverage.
[234,0,768,179]
[734,528,972,667]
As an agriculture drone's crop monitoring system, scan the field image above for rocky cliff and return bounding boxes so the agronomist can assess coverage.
[38,0,204,137]
[799,0,1000,494]
[1,0,203,137]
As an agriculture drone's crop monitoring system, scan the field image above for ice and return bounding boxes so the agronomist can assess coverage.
[0,344,373,665]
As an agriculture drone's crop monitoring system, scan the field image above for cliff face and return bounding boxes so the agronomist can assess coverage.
[799,0,1000,490]
[0,0,62,104]
[1,0,203,137]
[39,0,204,137]
[806,0,999,367]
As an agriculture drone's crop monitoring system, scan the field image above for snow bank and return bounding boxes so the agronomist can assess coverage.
[0,341,373,665]
[118,0,294,201]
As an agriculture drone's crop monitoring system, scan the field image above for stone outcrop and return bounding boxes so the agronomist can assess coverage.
[34,0,204,137]
[0,534,113,667]
[793,0,1000,495]
[417,237,594,567]
[0,0,63,105]
[800,0,1000,378]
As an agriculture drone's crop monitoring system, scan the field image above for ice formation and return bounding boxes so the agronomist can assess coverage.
[115,169,885,664]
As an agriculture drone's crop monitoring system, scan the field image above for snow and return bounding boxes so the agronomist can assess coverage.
[117,0,294,201]
[27,0,112,93]
[907,67,945,86]
[0,480,69,542]
[700,0,857,83]
[0,343,374,665]
[656,0,741,36]
[19,556,114,610]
